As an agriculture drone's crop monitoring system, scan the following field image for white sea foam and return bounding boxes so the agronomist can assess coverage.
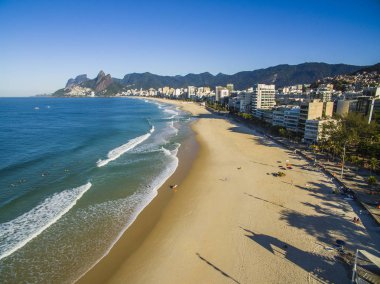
[164,109,179,116]
[74,144,181,283]
[169,120,179,136]
[0,182,92,261]
[150,101,164,109]
[164,115,176,120]
[97,126,154,167]
[161,146,171,156]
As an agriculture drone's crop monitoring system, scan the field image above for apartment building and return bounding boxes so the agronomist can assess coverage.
[272,107,286,127]
[251,84,276,117]
[336,100,358,116]
[239,91,252,113]
[188,86,196,98]
[284,107,300,132]
[304,119,336,143]
[272,106,300,132]
[298,100,333,134]
[215,86,229,102]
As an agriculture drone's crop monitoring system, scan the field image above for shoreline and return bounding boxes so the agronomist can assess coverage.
[79,99,379,284]
[77,100,199,284]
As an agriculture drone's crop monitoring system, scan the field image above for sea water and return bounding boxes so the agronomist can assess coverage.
[0,97,192,283]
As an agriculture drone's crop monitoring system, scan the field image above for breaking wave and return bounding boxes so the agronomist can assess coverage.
[97,126,154,167]
[0,182,92,261]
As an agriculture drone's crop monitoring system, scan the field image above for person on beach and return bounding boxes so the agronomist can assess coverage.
[353,217,360,224]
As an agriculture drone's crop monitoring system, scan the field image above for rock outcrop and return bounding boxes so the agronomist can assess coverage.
[65,74,89,88]
[94,71,113,93]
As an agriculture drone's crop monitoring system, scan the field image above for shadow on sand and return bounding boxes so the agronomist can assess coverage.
[240,227,349,283]
[196,253,240,284]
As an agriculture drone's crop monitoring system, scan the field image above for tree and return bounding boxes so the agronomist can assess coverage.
[279,128,287,137]
[369,157,378,173]
[367,175,377,188]
[320,113,379,172]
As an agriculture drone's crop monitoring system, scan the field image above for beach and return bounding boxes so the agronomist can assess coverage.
[79,99,379,284]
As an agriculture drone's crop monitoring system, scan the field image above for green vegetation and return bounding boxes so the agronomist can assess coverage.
[206,101,228,111]
[369,157,379,174]
[319,113,380,173]
[278,128,287,138]
[367,175,377,187]
[277,171,286,177]
[52,88,66,96]
[101,82,124,96]
[239,112,253,120]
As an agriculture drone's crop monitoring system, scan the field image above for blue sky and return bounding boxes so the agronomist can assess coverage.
[0,0,379,96]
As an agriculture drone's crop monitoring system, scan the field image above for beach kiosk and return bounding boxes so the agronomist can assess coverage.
[352,249,380,283]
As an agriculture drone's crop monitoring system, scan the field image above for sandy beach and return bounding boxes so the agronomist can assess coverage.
[79,99,379,284]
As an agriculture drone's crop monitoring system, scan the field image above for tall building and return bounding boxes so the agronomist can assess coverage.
[363,87,380,99]
[162,86,170,95]
[239,92,252,113]
[188,86,196,98]
[215,86,223,102]
[298,100,332,134]
[220,89,229,99]
[356,96,375,116]
[203,87,211,94]
[174,88,182,97]
[304,119,336,143]
[215,86,229,102]
[226,84,234,93]
[251,84,276,117]
[336,100,358,116]
[311,83,334,102]
[323,101,334,117]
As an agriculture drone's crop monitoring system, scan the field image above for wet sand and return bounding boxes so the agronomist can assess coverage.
[79,99,379,284]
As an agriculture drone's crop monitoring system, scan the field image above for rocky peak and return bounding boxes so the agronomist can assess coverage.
[65,74,89,88]
[96,71,106,83]
[95,71,112,93]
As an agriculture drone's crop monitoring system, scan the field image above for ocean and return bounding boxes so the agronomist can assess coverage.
[0,97,192,283]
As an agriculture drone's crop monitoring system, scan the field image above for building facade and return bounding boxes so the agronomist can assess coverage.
[239,92,252,113]
[298,100,333,134]
[251,84,276,117]
[304,119,335,143]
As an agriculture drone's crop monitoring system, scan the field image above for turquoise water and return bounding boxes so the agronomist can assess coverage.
[0,97,192,283]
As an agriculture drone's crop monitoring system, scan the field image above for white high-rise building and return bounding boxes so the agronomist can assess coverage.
[188,86,196,98]
[215,86,229,102]
[174,88,181,97]
[251,84,276,117]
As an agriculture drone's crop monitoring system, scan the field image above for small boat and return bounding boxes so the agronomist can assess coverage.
[170,184,178,189]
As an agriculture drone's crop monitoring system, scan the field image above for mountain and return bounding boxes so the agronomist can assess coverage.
[54,70,118,96]
[65,74,89,88]
[352,63,380,75]
[81,71,113,93]
[119,63,365,90]
[54,62,379,96]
